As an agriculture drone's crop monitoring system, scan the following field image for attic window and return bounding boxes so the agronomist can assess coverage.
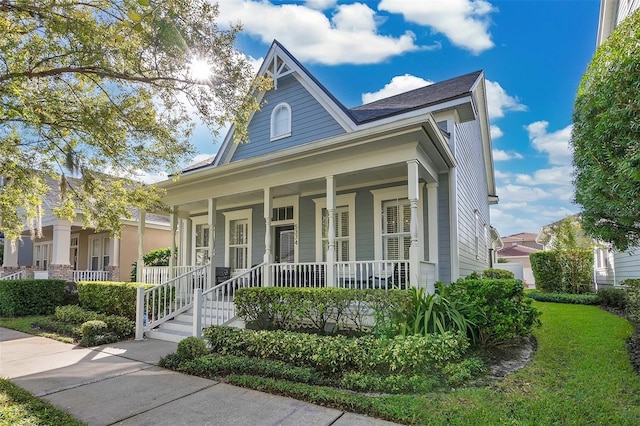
[271,103,291,140]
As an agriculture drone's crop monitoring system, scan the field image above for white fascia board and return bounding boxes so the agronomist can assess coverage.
[469,72,497,197]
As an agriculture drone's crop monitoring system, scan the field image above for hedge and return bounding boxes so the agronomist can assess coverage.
[528,291,599,305]
[530,251,564,292]
[76,281,154,320]
[530,249,594,294]
[624,279,640,325]
[0,279,66,316]
[234,287,412,334]
[203,325,468,376]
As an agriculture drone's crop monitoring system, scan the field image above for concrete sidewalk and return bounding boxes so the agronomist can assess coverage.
[0,328,398,426]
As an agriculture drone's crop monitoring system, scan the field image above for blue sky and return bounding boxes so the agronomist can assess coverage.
[185,0,601,238]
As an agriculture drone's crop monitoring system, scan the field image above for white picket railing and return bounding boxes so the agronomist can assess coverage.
[73,270,111,282]
[136,264,210,337]
[196,263,265,332]
[268,262,327,287]
[140,265,201,285]
[335,260,410,289]
[0,270,25,280]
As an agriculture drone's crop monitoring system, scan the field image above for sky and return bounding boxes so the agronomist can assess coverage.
[182,0,602,239]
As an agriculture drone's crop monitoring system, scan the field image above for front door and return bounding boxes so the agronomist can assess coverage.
[274,225,294,263]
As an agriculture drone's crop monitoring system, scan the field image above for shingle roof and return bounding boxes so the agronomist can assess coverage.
[349,70,483,123]
[498,244,540,257]
[502,232,539,243]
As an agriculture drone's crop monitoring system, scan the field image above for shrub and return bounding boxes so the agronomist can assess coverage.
[234,287,411,334]
[0,279,66,317]
[527,291,599,305]
[448,278,541,345]
[442,357,487,387]
[624,279,640,325]
[31,317,83,339]
[77,281,154,319]
[54,304,134,340]
[394,286,477,341]
[530,251,564,292]
[130,247,173,281]
[176,337,209,362]
[202,326,468,377]
[561,249,594,294]
[482,268,515,279]
[79,320,117,347]
[597,287,627,310]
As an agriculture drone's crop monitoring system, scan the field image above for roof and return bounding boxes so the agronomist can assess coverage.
[502,232,539,243]
[349,70,483,123]
[498,244,541,257]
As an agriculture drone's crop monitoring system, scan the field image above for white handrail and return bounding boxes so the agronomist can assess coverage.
[0,270,25,280]
[140,266,201,285]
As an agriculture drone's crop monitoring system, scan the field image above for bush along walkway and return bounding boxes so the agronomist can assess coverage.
[162,302,640,425]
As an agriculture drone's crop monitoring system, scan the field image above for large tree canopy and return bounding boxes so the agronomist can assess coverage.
[0,0,269,244]
[571,9,640,251]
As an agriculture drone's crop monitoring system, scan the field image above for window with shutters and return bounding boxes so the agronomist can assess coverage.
[270,103,291,140]
[382,199,411,260]
[224,209,252,273]
[321,206,350,261]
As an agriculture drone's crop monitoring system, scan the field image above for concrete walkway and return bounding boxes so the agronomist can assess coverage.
[0,328,398,426]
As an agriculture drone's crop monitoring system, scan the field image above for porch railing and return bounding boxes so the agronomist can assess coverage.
[0,270,25,280]
[196,263,266,332]
[140,265,201,285]
[136,264,210,337]
[73,270,111,282]
[335,260,411,290]
[269,262,327,287]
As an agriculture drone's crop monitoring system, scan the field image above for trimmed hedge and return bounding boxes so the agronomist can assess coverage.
[480,268,515,279]
[448,278,541,345]
[527,291,599,305]
[624,279,640,325]
[203,325,468,376]
[77,281,153,320]
[54,304,135,340]
[0,279,66,316]
[234,287,412,334]
[597,287,627,310]
[530,251,564,292]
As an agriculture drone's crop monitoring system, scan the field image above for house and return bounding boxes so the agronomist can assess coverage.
[597,0,640,46]
[1,174,172,282]
[135,41,500,341]
[496,232,542,287]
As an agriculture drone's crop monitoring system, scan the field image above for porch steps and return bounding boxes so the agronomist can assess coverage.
[146,304,243,343]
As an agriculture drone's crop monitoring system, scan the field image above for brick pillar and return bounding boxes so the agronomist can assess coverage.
[49,264,73,282]
[110,265,120,282]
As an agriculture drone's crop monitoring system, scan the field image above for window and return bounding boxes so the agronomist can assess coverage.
[270,103,291,140]
[322,206,350,261]
[224,209,252,273]
[272,206,294,222]
[595,247,609,269]
[88,235,110,270]
[313,193,356,262]
[70,235,79,270]
[194,223,210,266]
[34,242,52,269]
[382,199,411,260]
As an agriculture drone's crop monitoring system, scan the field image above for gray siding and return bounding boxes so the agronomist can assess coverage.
[614,248,640,283]
[354,188,374,261]
[438,173,451,284]
[454,120,492,278]
[298,196,316,262]
[17,238,33,266]
[230,74,346,162]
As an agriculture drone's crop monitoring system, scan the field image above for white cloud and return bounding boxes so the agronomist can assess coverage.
[514,166,573,186]
[216,0,420,65]
[304,0,337,10]
[525,121,573,166]
[361,74,433,104]
[494,170,510,179]
[497,184,550,203]
[378,0,495,54]
[493,149,523,161]
[485,80,527,120]
[246,55,264,76]
[490,125,503,139]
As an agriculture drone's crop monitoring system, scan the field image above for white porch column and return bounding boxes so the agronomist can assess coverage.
[136,209,146,282]
[263,188,272,287]
[2,241,18,269]
[407,161,420,289]
[52,221,71,265]
[326,176,336,287]
[208,198,216,282]
[427,182,439,281]
[169,207,177,279]
[111,235,120,281]
[184,218,193,266]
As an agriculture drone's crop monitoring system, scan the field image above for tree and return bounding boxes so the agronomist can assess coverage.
[571,9,640,251]
[0,0,270,245]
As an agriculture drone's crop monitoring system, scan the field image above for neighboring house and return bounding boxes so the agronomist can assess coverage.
[1,175,172,282]
[597,0,640,46]
[150,40,499,289]
[496,232,542,287]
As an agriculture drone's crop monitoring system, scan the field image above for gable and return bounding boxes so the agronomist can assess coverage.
[228,73,347,162]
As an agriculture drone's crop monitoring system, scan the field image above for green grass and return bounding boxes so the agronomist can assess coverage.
[226,302,640,425]
[0,379,85,426]
[0,316,75,344]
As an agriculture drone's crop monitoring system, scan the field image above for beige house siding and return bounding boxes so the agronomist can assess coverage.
[120,224,173,278]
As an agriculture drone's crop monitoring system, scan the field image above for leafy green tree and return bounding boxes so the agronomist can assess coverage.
[0,0,270,244]
[571,9,640,251]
